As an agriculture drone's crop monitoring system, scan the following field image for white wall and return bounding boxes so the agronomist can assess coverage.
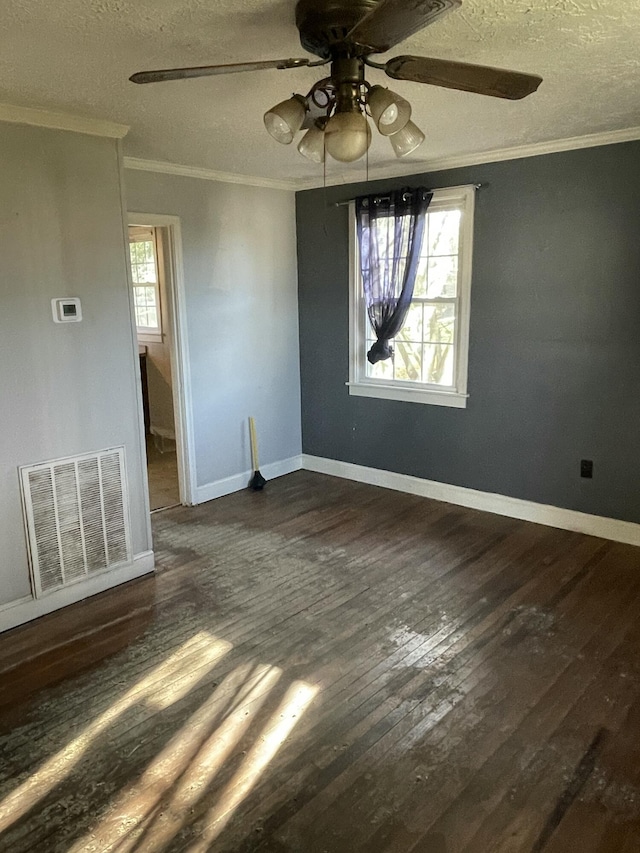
[124,170,302,496]
[0,123,151,609]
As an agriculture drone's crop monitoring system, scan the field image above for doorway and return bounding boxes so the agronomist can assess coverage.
[127,214,194,511]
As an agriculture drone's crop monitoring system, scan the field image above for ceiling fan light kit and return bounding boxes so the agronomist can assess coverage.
[263,55,423,163]
[130,0,542,168]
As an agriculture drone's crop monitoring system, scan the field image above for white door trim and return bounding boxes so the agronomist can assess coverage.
[127,212,197,505]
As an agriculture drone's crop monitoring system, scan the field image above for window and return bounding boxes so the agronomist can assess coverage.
[349,184,475,408]
[128,225,163,340]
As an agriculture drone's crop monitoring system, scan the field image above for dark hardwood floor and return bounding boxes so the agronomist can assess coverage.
[1,471,640,852]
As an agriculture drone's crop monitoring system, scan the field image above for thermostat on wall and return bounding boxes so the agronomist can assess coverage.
[52,297,82,323]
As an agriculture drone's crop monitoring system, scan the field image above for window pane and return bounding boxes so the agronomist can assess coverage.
[427,256,458,298]
[423,343,455,386]
[413,260,428,297]
[394,341,422,382]
[372,217,412,259]
[135,306,149,327]
[397,302,423,342]
[135,262,157,284]
[423,303,456,345]
[366,355,394,381]
[145,307,158,328]
[427,210,460,256]
[134,286,160,331]
[129,243,142,265]
[415,256,458,298]
[374,218,393,257]
[135,305,160,330]
[134,286,155,306]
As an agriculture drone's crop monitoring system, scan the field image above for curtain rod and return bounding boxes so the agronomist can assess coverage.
[332,183,483,207]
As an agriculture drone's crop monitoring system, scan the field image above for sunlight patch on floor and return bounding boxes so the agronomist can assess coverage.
[187,680,319,851]
[117,666,284,853]
[0,631,230,833]
[68,662,282,853]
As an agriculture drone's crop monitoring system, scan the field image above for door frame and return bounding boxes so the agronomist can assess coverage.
[127,212,196,506]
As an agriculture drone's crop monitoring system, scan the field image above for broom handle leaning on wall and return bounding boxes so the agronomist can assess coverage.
[249,416,259,471]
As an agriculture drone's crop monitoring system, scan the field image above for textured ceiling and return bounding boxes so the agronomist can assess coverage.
[1,0,639,185]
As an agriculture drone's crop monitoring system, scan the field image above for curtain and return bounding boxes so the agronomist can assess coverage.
[356,187,432,364]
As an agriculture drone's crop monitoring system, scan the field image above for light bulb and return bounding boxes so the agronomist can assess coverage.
[324,111,372,163]
[379,104,398,126]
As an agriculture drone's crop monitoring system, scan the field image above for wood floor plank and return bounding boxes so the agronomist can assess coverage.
[416,587,640,853]
[216,531,575,849]
[225,533,612,851]
[0,471,639,853]
[263,549,637,852]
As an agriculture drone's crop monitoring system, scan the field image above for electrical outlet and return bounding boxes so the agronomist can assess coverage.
[580,459,593,479]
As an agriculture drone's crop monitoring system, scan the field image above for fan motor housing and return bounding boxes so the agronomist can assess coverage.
[295,0,380,58]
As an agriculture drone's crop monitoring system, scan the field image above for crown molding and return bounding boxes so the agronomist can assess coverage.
[294,124,640,190]
[123,124,640,192]
[0,102,129,139]
[123,156,297,191]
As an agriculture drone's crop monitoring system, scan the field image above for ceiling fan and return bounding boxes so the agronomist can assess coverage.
[130,0,542,164]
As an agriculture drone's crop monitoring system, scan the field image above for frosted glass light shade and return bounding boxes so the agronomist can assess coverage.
[324,111,372,162]
[389,120,425,157]
[368,86,411,136]
[297,123,326,163]
[264,95,306,144]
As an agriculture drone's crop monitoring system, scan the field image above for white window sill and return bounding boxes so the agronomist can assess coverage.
[347,382,468,408]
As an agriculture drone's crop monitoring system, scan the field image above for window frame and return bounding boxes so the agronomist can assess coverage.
[348,184,475,409]
[128,225,164,343]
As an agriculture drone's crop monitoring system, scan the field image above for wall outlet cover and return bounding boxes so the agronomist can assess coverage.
[580,459,594,479]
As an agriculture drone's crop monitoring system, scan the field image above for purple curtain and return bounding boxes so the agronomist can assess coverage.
[356,188,432,364]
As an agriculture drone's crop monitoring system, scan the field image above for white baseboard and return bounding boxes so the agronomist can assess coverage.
[302,455,640,548]
[0,551,155,634]
[194,455,303,504]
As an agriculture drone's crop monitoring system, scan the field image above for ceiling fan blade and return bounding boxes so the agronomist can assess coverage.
[347,0,461,53]
[129,58,311,84]
[385,55,542,99]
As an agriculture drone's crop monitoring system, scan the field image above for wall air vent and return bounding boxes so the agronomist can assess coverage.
[20,447,132,598]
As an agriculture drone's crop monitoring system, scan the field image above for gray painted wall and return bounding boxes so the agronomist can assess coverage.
[124,170,302,490]
[296,142,640,524]
[0,124,150,606]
